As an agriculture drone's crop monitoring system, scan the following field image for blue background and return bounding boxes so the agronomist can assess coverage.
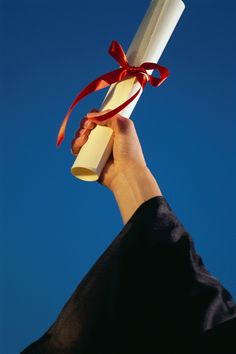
[1,0,236,352]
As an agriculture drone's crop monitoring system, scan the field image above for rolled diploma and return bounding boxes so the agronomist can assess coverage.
[71,0,185,181]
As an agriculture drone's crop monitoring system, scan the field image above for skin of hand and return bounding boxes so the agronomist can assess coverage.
[71,109,162,223]
[71,109,147,190]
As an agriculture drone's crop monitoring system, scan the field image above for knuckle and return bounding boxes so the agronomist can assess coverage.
[116,116,133,133]
[70,146,77,156]
[126,118,134,127]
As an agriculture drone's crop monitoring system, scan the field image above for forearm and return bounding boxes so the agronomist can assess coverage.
[111,166,162,224]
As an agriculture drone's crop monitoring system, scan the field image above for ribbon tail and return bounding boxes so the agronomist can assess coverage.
[56,68,126,146]
[57,108,74,147]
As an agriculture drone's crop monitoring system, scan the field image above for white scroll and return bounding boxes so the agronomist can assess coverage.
[71,0,185,181]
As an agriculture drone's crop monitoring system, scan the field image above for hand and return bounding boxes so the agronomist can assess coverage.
[71,109,147,191]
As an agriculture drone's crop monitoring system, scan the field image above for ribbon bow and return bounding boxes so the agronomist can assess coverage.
[57,40,169,146]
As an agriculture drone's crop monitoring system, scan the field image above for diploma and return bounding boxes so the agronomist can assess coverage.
[71,0,185,181]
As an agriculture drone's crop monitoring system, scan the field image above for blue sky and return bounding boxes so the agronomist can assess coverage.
[1,0,236,353]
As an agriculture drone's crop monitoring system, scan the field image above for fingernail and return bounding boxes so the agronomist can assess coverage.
[87,109,110,118]
[86,112,98,118]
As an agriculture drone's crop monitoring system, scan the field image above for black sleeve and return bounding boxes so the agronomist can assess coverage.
[21,196,236,354]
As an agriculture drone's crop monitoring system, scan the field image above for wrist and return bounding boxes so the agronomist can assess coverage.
[111,165,160,193]
[111,165,162,224]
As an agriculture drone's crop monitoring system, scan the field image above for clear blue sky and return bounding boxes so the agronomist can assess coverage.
[1,0,236,353]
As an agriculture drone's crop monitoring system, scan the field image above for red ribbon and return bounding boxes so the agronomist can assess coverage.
[57,40,169,146]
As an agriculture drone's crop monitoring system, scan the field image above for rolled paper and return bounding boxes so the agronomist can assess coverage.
[57,41,168,147]
[71,0,185,181]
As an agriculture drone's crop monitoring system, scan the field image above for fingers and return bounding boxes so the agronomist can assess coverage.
[71,108,135,157]
[71,126,93,156]
[71,132,90,156]
[77,118,96,133]
[79,108,98,130]
[71,109,98,156]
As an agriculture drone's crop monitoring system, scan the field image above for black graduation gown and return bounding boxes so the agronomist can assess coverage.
[21,196,236,353]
